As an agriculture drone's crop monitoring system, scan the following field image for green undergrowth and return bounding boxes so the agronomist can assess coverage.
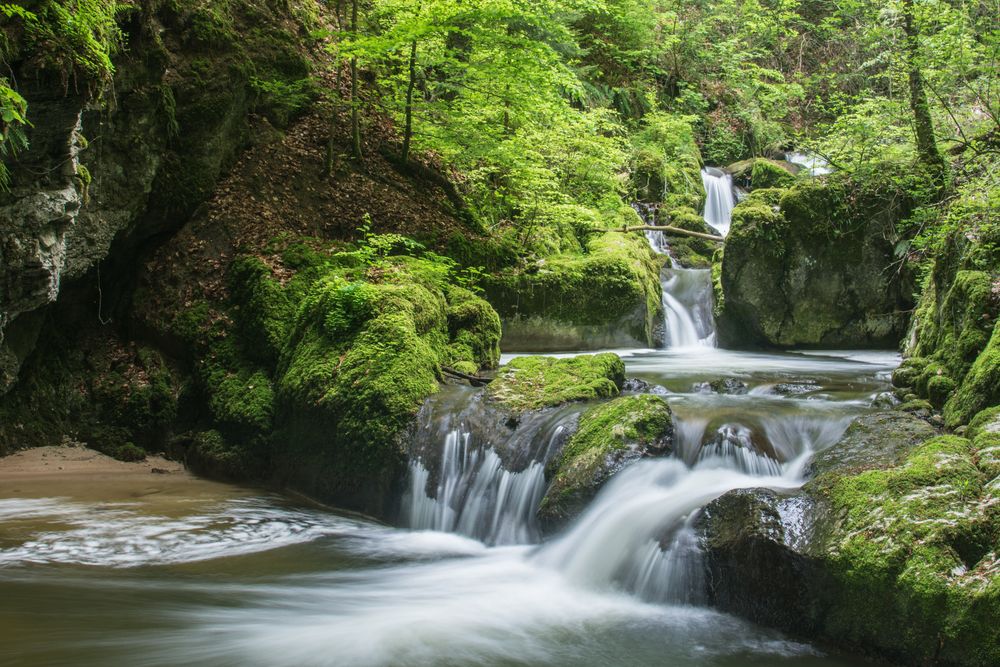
[161,232,501,511]
[487,353,625,414]
[817,429,1000,665]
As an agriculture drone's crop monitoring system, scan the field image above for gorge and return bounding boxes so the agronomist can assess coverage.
[1,1,998,666]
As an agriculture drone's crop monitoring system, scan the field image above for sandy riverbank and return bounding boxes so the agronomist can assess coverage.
[0,444,241,504]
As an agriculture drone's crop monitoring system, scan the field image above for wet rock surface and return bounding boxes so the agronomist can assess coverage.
[700,410,1000,666]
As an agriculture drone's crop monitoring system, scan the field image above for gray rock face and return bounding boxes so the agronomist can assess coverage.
[717,177,915,348]
[0,6,304,394]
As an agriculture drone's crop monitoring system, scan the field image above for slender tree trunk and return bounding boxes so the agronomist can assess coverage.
[902,0,945,185]
[350,0,362,161]
[324,0,347,176]
[401,39,417,163]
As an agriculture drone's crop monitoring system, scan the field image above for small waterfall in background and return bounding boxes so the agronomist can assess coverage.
[700,167,736,237]
[633,203,717,348]
[785,151,832,176]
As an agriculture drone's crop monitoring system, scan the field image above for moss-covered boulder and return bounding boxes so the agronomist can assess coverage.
[486,353,625,414]
[701,411,1000,666]
[539,394,672,529]
[943,322,1000,428]
[726,158,798,190]
[659,206,721,269]
[718,175,916,348]
[483,233,663,351]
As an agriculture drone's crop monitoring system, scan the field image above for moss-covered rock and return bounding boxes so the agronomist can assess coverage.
[718,174,916,348]
[702,412,1000,667]
[539,394,672,528]
[944,322,1000,428]
[486,354,625,414]
[483,232,663,351]
[661,206,720,269]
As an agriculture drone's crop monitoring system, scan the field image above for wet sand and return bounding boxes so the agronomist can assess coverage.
[0,444,243,506]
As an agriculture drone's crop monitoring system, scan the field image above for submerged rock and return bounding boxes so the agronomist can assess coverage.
[539,394,673,530]
[693,378,749,395]
[700,410,1000,666]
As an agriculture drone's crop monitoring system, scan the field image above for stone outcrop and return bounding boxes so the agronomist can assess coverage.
[718,175,916,348]
[700,410,1000,667]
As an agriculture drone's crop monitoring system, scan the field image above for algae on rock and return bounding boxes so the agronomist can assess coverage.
[539,394,672,529]
[486,353,625,414]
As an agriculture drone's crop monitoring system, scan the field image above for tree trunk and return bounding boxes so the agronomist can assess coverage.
[350,0,362,161]
[902,0,945,186]
[324,0,347,176]
[401,39,417,163]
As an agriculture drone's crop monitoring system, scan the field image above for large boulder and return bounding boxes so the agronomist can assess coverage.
[538,394,672,530]
[483,233,664,351]
[718,176,915,348]
[700,410,1000,666]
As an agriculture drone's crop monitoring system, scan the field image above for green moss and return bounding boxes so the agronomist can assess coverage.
[483,232,662,347]
[443,286,502,370]
[892,356,930,389]
[198,337,274,437]
[818,434,999,664]
[927,374,958,409]
[559,394,671,462]
[944,322,1000,428]
[665,207,719,268]
[228,255,295,366]
[187,429,264,480]
[750,159,796,189]
[486,353,625,413]
[539,394,672,525]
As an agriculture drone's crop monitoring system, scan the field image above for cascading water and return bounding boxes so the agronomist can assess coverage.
[786,151,833,176]
[402,386,576,545]
[701,167,736,237]
[633,203,716,348]
[404,431,548,545]
[0,350,899,666]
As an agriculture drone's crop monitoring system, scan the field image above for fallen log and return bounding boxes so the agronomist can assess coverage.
[618,225,724,242]
[442,365,493,386]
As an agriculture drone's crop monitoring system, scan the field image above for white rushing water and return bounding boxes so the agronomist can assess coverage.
[701,167,736,237]
[404,431,548,545]
[786,151,833,176]
[0,347,893,666]
[633,201,717,348]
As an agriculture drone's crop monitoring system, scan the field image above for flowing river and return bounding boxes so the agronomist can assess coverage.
[0,198,892,666]
[0,346,893,666]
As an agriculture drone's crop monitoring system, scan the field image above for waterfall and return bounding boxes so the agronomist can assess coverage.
[402,391,575,546]
[785,151,832,176]
[700,167,736,237]
[404,430,549,545]
[633,203,716,348]
[532,409,852,603]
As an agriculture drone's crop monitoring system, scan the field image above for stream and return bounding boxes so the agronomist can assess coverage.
[0,191,893,666]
